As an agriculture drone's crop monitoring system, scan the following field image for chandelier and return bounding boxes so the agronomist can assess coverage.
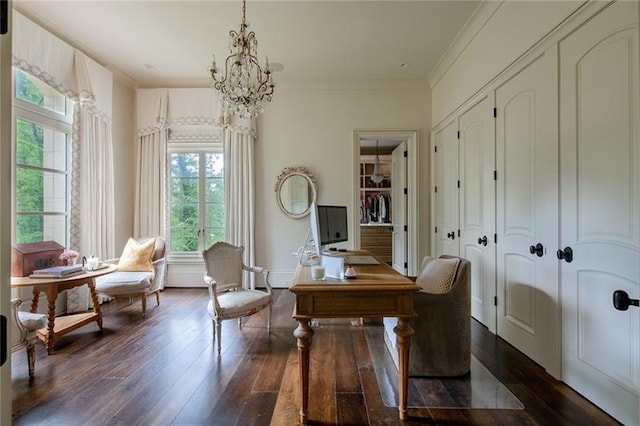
[370,141,385,184]
[209,0,275,119]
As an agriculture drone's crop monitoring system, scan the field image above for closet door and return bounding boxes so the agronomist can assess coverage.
[495,49,560,377]
[559,2,640,424]
[459,95,496,333]
[391,141,407,274]
[433,120,459,257]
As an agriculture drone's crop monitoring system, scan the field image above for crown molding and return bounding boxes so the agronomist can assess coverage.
[428,1,503,89]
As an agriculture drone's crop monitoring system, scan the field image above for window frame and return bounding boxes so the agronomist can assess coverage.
[12,68,73,247]
[167,141,224,261]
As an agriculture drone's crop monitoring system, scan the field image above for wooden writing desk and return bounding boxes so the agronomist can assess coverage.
[289,256,419,423]
[11,265,117,354]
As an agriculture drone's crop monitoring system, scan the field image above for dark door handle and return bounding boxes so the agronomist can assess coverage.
[447,231,455,240]
[0,315,6,367]
[613,290,639,311]
[556,246,573,263]
[529,243,544,257]
[478,235,488,246]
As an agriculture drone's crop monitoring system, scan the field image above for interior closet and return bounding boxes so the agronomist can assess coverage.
[430,2,639,424]
[359,152,393,264]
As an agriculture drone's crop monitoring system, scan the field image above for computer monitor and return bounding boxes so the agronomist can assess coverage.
[317,205,348,248]
[308,202,323,257]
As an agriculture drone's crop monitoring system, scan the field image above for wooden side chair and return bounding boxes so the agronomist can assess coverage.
[11,299,46,379]
[202,242,273,354]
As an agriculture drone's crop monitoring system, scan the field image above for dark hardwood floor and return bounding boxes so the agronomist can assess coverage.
[11,288,619,425]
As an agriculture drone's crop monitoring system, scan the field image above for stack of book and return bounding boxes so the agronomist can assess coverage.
[30,264,84,278]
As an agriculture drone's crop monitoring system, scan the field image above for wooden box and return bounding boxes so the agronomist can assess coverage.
[11,241,64,277]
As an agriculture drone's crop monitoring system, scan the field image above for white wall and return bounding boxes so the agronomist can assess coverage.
[255,81,430,286]
[430,0,584,126]
[111,73,136,253]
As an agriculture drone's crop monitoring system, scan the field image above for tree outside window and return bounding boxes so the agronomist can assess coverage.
[169,151,224,253]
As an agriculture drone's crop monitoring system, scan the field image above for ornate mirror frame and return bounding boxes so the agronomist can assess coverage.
[274,167,318,219]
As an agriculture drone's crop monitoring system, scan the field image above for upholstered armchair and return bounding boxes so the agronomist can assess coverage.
[11,299,47,379]
[203,242,273,355]
[384,255,471,377]
[95,236,166,318]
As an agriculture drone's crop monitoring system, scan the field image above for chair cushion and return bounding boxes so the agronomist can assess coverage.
[17,311,46,331]
[208,290,271,319]
[415,256,460,294]
[117,237,155,272]
[95,271,153,294]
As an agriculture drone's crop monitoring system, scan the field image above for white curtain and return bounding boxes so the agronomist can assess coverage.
[74,105,115,257]
[219,103,257,286]
[134,129,168,238]
[224,130,255,286]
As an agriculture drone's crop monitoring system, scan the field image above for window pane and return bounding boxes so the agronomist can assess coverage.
[16,119,67,171]
[171,153,199,177]
[170,203,199,227]
[205,153,224,177]
[170,227,199,252]
[15,69,66,115]
[205,177,224,203]
[205,202,224,228]
[204,227,224,249]
[16,168,67,213]
[171,177,199,203]
[16,215,66,245]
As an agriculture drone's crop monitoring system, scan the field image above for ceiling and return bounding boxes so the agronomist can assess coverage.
[14,0,480,88]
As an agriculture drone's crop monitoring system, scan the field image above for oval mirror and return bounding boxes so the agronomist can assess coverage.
[274,167,318,219]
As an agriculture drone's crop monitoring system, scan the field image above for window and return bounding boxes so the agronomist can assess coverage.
[169,148,224,254]
[13,69,72,246]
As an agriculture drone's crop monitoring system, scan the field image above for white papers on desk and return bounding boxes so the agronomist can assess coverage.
[345,255,380,265]
[321,255,344,279]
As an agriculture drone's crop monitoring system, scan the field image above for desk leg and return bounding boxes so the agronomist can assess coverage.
[45,288,58,354]
[30,288,40,313]
[394,318,414,420]
[294,319,314,424]
[87,281,103,330]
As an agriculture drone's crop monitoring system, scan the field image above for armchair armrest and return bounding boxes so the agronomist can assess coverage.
[10,299,28,345]
[149,257,166,292]
[242,264,273,293]
[204,275,221,312]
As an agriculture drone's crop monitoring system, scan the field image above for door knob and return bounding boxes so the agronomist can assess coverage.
[477,235,488,246]
[447,231,455,240]
[529,243,544,257]
[613,290,639,311]
[556,246,573,263]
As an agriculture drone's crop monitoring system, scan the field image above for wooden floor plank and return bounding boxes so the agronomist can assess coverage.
[11,288,620,426]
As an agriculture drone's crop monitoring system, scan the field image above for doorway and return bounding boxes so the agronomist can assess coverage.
[352,130,419,276]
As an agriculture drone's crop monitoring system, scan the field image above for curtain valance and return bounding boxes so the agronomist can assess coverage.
[12,11,113,120]
[137,88,256,140]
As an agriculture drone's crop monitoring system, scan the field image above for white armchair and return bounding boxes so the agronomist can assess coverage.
[96,236,166,318]
[10,299,46,379]
[203,242,273,355]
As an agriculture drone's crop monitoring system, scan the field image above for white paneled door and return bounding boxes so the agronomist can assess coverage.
[496,49,560,378]
[459,95,497,333]
[391,141,407,274]
[559,2,640,424]
[433,119,459,257]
